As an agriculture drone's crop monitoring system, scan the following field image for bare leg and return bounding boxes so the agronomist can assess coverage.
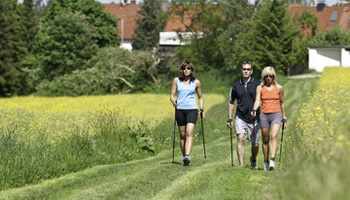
[185,123,195,156]
[237,133,245,165]
[261,127,270,162]
[251,143,259,160]
[270,124,281,159]
[178,126,186,157]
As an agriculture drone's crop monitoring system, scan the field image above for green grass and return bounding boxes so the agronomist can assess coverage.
[275,68,350,200]
[0,75,320,199]
[0,133,272,200]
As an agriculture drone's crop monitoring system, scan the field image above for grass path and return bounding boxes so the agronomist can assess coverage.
[0,77,320,200]
[0,135,271,200]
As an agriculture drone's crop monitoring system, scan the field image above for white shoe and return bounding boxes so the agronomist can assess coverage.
[269,159,275,170]
[250,156,258,169]
[264,162,269,170]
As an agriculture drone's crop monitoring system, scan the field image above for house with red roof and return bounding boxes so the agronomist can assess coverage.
[288,3,350,72]
[103,3,141,51]
[288,3,350,35]
[159,6,203,47]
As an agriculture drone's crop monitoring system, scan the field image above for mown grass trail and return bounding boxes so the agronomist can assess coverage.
[0,135,271,200]
[0,77,320,200]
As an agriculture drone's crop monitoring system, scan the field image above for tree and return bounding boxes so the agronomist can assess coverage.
[172,0,252,71]
[34,12,98,80]
[34,0,46,16]
[294,10,318,36]
[217,0,254,72]
[311,26,350,46]
[234,0,300,75]
[35,47,161,96]
[0,0,27,96]
[132,0,164,51]
[20,0,39,53]
[43,0,119,47]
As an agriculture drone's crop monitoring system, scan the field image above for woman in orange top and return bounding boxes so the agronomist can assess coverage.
[251,66,287,170]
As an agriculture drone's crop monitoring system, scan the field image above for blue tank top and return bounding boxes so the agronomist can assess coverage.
[177,78,198,110]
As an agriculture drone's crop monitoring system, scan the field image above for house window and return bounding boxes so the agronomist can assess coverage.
[330,11,338,22]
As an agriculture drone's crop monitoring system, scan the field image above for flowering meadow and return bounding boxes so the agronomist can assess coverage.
[279,67,350,200]
[0,94,225,190]
[296,67,350,158]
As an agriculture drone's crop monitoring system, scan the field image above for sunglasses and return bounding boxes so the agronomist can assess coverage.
[264,75,274,79]
[242,68,252,71]
[182,67,192,70]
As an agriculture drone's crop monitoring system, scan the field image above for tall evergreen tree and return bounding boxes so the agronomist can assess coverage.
[0,0,27,96]
[20,0,39,53]
[234,0,300,75]
[34,0,45,15]
[132,0,163,51]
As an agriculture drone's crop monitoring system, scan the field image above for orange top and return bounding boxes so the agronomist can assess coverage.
[261,85,280,113]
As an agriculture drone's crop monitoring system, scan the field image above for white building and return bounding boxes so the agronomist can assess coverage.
[308,46,350,72]
[159,32,202,46]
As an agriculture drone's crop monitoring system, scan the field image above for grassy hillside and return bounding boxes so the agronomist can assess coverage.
[0,74,320,199]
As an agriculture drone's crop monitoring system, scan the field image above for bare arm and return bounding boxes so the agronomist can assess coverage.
[170,78,178,107]
[227,101,234,128]
[196,80,205,118]
[251,85,262,117]
[278,84,287,130]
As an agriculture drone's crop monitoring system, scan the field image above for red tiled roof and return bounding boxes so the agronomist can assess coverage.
[164,5,217,32]
[288,4,350,35]
[103,4,141,40]
[164,8,196,32]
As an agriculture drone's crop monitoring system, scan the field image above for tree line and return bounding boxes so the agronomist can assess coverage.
[0,0,165,97]
[172,0,350,77]
[1,0,350,97]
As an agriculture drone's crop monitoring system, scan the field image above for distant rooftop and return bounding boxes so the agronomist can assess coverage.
[103,3,141,40]
[288,4,350,35]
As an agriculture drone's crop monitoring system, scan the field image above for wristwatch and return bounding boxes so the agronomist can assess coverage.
[227,119,232,123]
[282,117,287,123]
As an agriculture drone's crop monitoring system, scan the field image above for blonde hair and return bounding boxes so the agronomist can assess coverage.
[261,66,277,86]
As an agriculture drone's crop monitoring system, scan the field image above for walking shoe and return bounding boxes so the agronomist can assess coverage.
[269,159,275,170]
[183,156,191,166]
[264,162,269,171]
[250,156,258,169]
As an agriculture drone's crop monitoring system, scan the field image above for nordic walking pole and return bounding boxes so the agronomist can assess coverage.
[230,127,233,166]
[200,111,206,159]
[279,122,285,165]
[172,108,177,163]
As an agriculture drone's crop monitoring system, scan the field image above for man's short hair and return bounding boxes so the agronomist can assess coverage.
[242,60,252,66]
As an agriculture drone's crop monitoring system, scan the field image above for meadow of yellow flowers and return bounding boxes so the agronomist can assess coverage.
[296,67,350,159]
[0,94,225,145]
[0,93,226,189]
[278,67,350,200]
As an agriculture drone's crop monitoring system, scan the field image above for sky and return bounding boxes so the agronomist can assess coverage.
[17,0,341,6]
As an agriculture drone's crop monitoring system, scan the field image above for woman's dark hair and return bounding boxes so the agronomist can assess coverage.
[179,61,196,81]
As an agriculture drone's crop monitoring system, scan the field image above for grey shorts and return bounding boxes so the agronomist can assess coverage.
[260,112,281,128]
[234,116,260,144]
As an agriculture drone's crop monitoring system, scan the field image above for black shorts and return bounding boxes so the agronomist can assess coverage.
[176,109,198,126]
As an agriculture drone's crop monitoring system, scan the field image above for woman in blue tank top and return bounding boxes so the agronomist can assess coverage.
[170,61,204,166]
